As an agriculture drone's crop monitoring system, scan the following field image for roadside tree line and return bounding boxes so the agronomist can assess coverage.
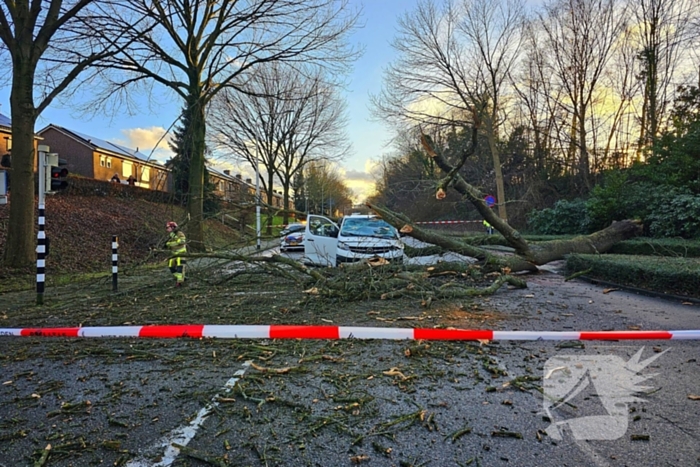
[370,0,700,229]
[1,0,359,268]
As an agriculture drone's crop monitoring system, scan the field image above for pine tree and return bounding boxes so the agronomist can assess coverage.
[167,107,220,215]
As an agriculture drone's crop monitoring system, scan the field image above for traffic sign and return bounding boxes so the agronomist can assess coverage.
[484,195,496,207]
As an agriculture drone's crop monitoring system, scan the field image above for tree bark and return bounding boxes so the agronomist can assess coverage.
[186,96,206,252]
[4,66,38,267]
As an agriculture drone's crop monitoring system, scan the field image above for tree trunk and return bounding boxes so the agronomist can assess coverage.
[186,96,206,252]
[282,180,291,225]
[578,104,591,191]
[3,68,38,268]
[485,119,508,222]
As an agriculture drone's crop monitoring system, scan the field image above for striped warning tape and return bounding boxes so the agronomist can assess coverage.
[415,220,481,225]
[1,325,699,340]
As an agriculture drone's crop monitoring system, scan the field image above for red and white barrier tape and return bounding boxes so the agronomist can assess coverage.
[415,220,481,225]
[1,325,698,340]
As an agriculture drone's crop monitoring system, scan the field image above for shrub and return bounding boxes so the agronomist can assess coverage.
[566,253,700,299]
[609,237,700,256]
[647,194,700,238]
[527,198,589,235]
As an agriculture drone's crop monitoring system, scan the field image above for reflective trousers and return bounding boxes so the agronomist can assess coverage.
[168,256,186,284]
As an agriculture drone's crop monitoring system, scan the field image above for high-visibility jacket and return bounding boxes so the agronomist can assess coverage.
[483,220,491,228]
[166,230,187,255]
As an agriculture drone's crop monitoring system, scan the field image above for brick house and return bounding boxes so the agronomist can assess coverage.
[37,124,170,191]
[208,167,293,210]
[0,111,42,173]
[0,113,12,168]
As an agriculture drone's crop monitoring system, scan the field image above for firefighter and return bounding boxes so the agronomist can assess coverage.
[483,219,494,235]
[165,221,187,286]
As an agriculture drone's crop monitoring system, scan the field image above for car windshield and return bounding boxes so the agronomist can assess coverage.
[339,217,397,239]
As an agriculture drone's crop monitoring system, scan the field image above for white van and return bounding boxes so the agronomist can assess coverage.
[304,214,404,267]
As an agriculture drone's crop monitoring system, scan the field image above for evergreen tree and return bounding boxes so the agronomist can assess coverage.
[167,107,220,215]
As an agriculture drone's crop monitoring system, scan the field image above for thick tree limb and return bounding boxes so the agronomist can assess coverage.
[368,204,538,273]
[179,252,326,282]
[412,134,642,266]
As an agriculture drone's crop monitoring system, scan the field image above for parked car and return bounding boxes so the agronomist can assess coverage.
[304,213,404,266]
[280,223,306,252]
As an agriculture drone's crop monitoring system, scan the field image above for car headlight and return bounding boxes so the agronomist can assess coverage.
[337,242,351,251]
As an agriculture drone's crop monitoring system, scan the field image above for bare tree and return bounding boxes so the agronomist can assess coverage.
[304,160,352,216]
[0,0,141,267]
[208,63,350,226]
[96,0,359,250]
[632,0,697,154]
[536,0,628,191]
[372,0,526,222]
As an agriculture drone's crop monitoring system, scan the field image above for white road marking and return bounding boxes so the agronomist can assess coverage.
[126,361,252,467]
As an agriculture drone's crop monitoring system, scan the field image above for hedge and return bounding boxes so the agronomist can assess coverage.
[566,254,700,299]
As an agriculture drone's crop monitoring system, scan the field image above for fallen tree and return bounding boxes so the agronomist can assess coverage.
[367,133,641,273]
[177,128,641,299]
[180,251,527,302]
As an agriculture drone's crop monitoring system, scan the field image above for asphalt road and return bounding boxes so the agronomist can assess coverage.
[1,256,699,466]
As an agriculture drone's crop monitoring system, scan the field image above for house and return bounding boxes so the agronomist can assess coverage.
[0,113,11,168]
[37,124,170,191]
[208,167,253,204]
[208,167,294,210]
[0,112,42,171]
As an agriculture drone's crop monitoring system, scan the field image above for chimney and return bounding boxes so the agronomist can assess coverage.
[236,174,242,179]
[246,178,252,184]
[223,169,230,175]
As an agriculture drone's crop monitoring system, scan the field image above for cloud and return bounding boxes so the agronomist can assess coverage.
[118,126,172,150]
[113,126,175,164]
[344,169,375,182]
[346,179,376,203]
[340,159,379,202]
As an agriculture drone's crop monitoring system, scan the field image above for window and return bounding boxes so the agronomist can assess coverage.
[122,161,133,178]
[140,166,150,182]
[219,181,224,192]
[100,155,106,167]
[106,157,112,169]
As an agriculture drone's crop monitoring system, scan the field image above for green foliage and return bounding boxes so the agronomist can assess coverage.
[527,198,589,234]
[645,86,700,193]
[528,168,700,238]
[167,107,193,204]
[566,253,700,299]
[647,194,700,238]
[585,170,630,231]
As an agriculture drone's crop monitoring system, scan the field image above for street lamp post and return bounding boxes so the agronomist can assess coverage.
[255,153,261,250]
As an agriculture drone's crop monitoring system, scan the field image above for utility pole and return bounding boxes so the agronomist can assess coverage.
[255,152,261,250]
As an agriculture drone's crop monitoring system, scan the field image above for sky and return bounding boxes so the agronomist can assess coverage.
[0,0,421,203]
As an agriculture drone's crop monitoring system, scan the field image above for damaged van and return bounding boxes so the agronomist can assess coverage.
[304,213,404,267]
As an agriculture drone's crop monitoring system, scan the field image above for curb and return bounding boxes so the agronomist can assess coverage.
[576,275,700,305]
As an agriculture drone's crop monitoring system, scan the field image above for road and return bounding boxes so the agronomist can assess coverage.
[0,252,699,466]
